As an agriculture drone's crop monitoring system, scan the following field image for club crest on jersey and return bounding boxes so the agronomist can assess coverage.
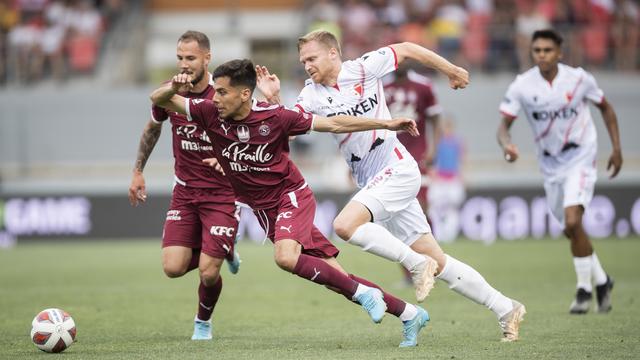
[565,92,573,102]
[237,125,250,142]
[259,124,270,136]
[352,83,363,97]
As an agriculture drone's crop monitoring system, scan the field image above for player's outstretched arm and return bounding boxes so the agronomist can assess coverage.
[150,73,193,114]
[497,116,519,162]
[255,65,282,104]
[129,119,162,206]
[389,42,469,90]
[313,115,419,136]
[596,98,623,178]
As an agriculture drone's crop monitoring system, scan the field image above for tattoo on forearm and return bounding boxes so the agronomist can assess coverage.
[135,125,162,172]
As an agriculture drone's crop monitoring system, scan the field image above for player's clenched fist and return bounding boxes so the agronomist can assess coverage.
[448,66,469,90]
[171,73,194,93]
[388,118,419,137]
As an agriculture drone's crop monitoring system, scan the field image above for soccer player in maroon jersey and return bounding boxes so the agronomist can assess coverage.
[150,58,430,347]
[128,31,240,341]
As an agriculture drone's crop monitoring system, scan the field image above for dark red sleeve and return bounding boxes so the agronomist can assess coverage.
[280,107,314,136]
[151,104,169,122]
[186,98,218,129]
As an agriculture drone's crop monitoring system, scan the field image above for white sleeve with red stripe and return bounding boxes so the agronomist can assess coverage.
[581,68,605,104]
[294,86,315,115]
[357,47,398,79]
[499,78,522,119]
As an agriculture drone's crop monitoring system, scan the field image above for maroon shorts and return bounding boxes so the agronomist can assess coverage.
[254,184,339,259]
[162,184,239,259]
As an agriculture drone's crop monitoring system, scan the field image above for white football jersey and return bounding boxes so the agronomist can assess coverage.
[296,46,410,188]
[499,64,603,176]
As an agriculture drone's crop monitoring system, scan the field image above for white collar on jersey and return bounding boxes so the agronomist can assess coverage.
[251,98,280,112]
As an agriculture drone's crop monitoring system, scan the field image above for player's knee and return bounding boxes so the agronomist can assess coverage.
[564,217,581,236]
[162,262,187,278]
[273,248,298,272]
[333,217,355,240]
[199,269,220,287]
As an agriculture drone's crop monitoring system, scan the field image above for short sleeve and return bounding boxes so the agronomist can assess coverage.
[582,69,604,104]
[294,86,315,115]
[499,79,521,119]
[185,98,218,129]
[280,107,314,136]
[358,46,398,79]
[151,104,169,123]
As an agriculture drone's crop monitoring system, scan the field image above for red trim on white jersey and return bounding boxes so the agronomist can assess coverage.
[500,110,517,120]
[388,46,398,69]
[339,133,352,148]
[394,147,403,160]
[535,76,583,143]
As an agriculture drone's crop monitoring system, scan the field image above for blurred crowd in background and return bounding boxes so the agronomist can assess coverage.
[306,0,639,72]
[0,0,125,86]
[1,0,639,87]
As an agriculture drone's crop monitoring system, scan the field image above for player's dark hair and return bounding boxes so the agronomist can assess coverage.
[213,59,256,92]
[298,30,342,57]
[178,30,210,50]
[531,29,563,46]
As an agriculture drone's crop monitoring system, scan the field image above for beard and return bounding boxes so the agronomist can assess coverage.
[190,68,206,85]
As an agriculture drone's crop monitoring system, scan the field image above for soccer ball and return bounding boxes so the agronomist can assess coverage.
[30,308,77,353]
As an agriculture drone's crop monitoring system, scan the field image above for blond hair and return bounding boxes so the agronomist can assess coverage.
[297,30,341,57]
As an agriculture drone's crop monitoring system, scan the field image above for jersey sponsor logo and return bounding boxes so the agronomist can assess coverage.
[326,94,379,117]
[176,124,197,139]
[221,142,273,163]
[228,162,271,172]
[166,210,181,221]
[259,124,270,136]
[276,211,292,222]
[180,140,213,152]
[237,125,250,142]
[531,107,578,121]
[210,225,235,237]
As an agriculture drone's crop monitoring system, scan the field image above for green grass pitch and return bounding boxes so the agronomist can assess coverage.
[1,238,638,359]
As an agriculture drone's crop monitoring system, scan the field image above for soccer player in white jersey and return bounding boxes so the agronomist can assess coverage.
[257,30,525,342]
[498,29,621,314]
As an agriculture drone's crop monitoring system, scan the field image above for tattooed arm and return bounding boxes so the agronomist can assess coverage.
[129,119,163,206]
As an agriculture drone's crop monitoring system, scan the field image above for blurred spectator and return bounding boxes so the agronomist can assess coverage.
[340,0,377,59]
[306,0,342,40]
[428,0,468,64]
[0,0,20,84]
[1,0,114,86]
[427,117,466,243]
[515,0,551,71]
[611,0,639,70]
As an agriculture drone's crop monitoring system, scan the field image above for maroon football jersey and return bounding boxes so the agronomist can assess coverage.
[151,80,234,202]
[385,72,441,169]
[186,98,313,210]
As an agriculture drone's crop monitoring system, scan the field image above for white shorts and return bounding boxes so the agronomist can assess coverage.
[543,155,597,225]
[352,159,431,245]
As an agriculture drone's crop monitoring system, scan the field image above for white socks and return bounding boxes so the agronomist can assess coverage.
[437,255,514,318]
[348,223,425,271]
[591,252,608,286]
[573,256,593,292]
[399,303,418,322]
